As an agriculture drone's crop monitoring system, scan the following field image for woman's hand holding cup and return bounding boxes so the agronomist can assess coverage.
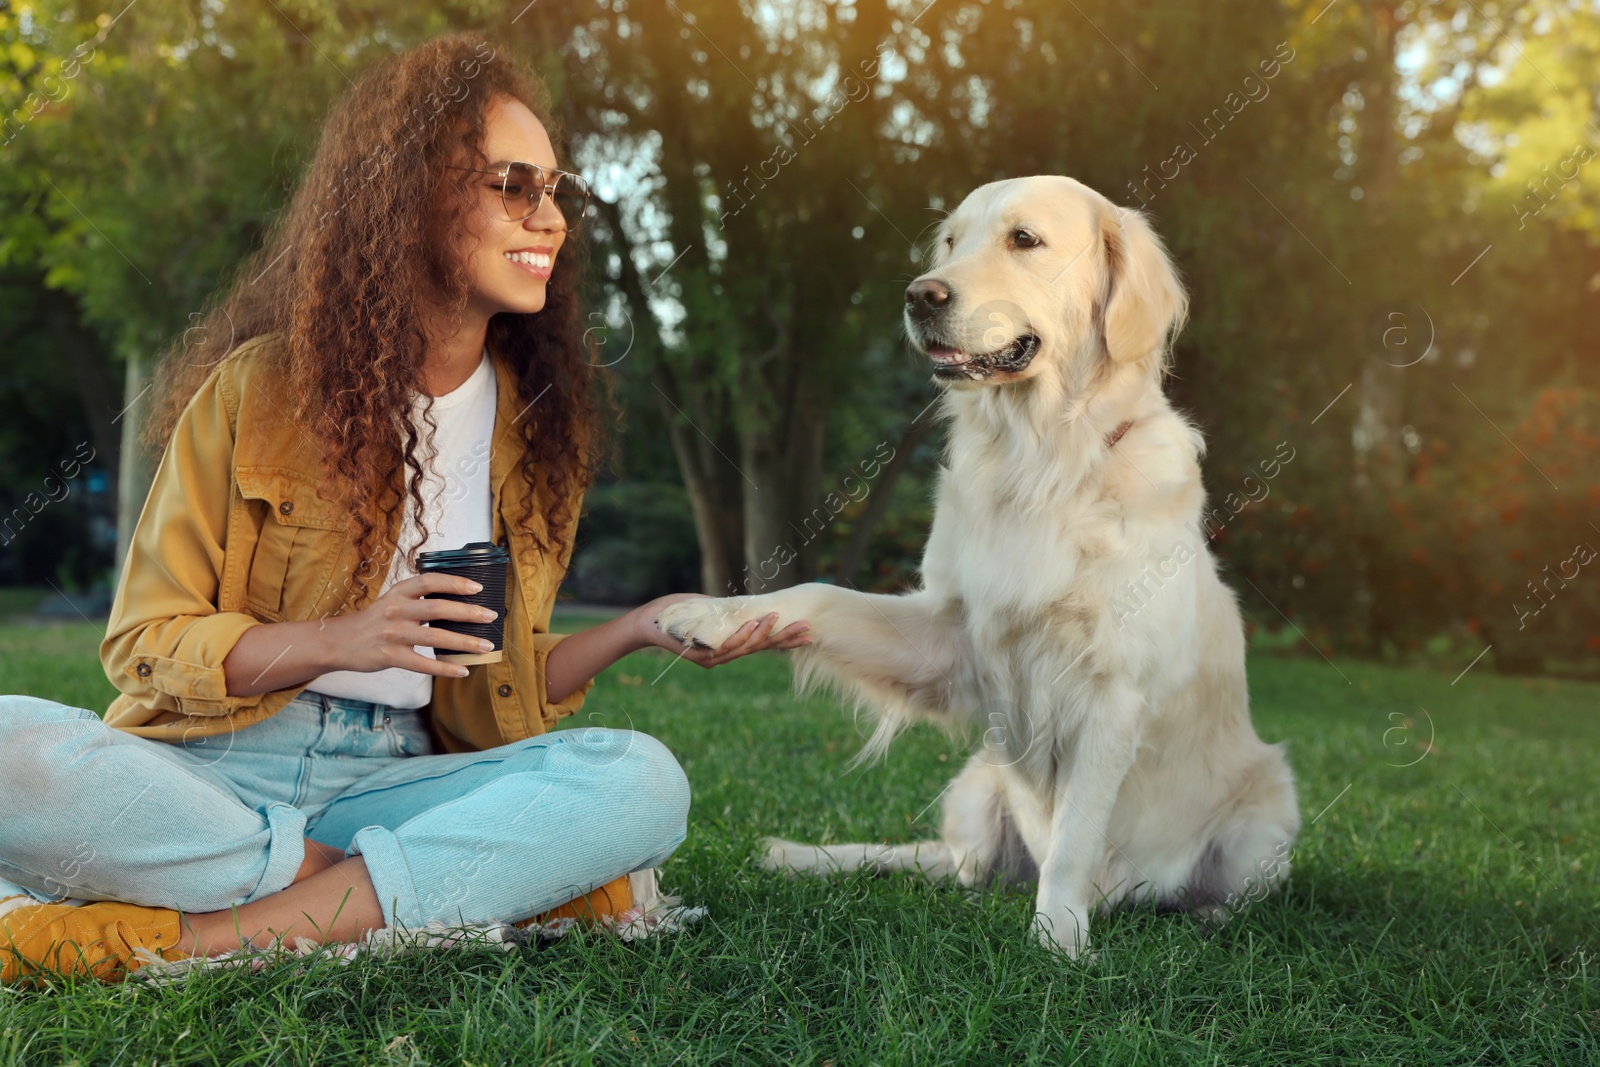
[327,573,498,678]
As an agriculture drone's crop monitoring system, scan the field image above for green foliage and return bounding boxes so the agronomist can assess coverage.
[1221,386,1600,674]
[828,464,935,591]
[1393,388,1600,672]
[1,0,1597,667]
[0,1,489,364]
[566,481,701,604]
[0,270,116,588]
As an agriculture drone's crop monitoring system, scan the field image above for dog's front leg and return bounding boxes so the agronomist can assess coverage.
[1033,687,1145,958]
[656,585,954,672]
[658,586,965,716]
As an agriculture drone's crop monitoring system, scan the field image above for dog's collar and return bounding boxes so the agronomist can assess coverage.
[1105,420,1135,448]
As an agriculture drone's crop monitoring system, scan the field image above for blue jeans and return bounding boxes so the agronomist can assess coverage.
[0,691,690,930]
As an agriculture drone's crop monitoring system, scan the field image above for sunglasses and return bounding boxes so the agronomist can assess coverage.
[450,161,590,228]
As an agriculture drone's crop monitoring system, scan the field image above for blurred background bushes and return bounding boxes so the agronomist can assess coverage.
[564,481,700,605]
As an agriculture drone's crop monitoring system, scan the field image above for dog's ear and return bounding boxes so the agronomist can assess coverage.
[1096,207,1189,368]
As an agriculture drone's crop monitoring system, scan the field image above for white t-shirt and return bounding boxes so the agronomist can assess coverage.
[305,348,497,709]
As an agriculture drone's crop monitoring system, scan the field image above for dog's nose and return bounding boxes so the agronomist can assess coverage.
[905,278,952,320]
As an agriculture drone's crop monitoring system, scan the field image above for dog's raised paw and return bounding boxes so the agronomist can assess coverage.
[656,598,749,650]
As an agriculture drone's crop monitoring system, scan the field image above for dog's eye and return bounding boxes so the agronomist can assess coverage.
[1009,228,1042,249]
[944,235,955,251]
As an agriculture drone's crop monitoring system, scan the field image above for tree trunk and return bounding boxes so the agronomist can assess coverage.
[1347,2,1404,649]
[45,291,120,474]
[739,432,792,593]
[114,351,155,578]
[594,193,748,594]
[652,364,746,595]
[737,343,829,593]
[1351,1,1404,496]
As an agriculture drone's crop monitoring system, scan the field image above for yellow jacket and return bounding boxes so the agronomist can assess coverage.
[101,331,591,752]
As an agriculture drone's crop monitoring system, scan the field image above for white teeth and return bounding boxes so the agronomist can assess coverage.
[504,251,552,269]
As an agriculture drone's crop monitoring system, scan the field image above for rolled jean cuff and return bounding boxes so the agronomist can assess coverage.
[244,801,309,905]
[348,825,419,930]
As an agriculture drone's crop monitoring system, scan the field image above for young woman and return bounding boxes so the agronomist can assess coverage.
[0,34,806,984]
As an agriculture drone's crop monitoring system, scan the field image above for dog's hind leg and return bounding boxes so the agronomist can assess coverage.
[760,838,957,879]
[1183,745,1301,921]
[760,752,1012,883]
[939,751,1040,888]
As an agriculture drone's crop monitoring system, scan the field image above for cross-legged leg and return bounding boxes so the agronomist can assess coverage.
[177,725,692,953]
[0,697,313,913]
[299,725,690,932]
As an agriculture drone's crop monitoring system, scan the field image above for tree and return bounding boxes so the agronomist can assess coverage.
[1,0,488,571]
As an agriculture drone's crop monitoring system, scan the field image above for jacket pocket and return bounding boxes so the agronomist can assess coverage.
[235,466,345,621]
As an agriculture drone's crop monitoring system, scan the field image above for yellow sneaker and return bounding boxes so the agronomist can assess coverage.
[1,900,184,985]
[517,874,635,928]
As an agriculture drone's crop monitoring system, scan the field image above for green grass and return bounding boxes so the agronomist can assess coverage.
[2,616,1597,1064]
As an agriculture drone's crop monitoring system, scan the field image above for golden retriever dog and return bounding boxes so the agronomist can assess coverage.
[659,175,1300,956]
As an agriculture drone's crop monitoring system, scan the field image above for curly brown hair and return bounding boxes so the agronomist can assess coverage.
[144,32,604,603]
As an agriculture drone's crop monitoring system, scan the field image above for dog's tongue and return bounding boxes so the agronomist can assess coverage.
[928,346,964,364]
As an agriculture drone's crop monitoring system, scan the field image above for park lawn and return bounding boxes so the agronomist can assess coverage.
[0,613,1596,1065]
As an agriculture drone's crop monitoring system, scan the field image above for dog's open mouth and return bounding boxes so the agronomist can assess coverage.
[926,334,1041,380]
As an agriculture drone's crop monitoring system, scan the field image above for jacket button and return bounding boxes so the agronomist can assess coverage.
[279,500,294,515]
[497,684,512,698]
[136,663,152,677]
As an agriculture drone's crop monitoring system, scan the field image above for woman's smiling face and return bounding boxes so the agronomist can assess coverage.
[452,93,569,320]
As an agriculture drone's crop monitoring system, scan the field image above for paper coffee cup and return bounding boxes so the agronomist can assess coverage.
[417,541,510,666]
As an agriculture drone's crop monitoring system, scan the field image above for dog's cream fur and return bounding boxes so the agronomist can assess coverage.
[659,175,1299,956]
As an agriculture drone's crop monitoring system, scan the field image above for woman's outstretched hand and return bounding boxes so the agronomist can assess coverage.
[632,593,811,668]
